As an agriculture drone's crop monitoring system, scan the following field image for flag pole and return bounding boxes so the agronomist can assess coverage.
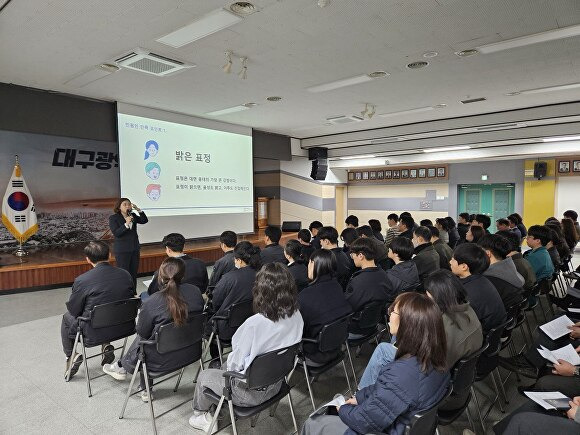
[12,155,28,257]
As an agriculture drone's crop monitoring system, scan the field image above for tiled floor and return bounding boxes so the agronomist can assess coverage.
[2,258,576,434]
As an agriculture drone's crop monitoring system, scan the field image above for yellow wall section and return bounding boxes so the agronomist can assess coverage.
[523,159,555,227]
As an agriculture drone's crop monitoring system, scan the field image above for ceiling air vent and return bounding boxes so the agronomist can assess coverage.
[461,97,487,104]
[326,115,364,125]
[115,49,194,76]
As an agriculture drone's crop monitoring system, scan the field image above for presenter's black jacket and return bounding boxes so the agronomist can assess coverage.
[65,262,135,343]
[208,251,235,288]
[137,283,204,373]
[209,266,257,340]
[298,275,352,363]
[460,274,506,336]
[345,267,390,334]
[287,261,309,293]
[331,247,355,290]
[300,244,315,262]
[147,254,208,296]
[260,243,288,264]
[108,212,148,253]
[412,243,440,290]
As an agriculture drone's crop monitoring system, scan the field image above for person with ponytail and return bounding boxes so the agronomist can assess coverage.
[103,257,204,402]
[284,239,309,292]
[206,241,262,362]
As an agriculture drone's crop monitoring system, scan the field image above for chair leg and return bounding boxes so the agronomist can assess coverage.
[303,363,316,411]
[250,412,260,428]
[203,332,214,360]
[207,395,224,435]
[471,386,486,434]
[345,345,357,390]
[79,335,92,397]
[524,315,534,341]
[173,367,185,392]
[120,360,141,419]
[228,399,238,435]
[66,331,81,382]
[490,371,505,413]
[495,368,509,405]
[142,362,157,435]
[217,339,224,365]
[341,360,353,396]
[287,391,298,434]
[269,401,280,417]
[119,337,129,359]
[465,406,475,433]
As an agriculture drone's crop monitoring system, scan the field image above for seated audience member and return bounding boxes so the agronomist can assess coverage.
[384,237,420,302]
[284,239,309,292]
[189,263,303,432]
[435,218,450,244]
[309,220,323,250]
[299,249,352,364]
[357,225,389,270]
[304,292,449,435]
[208,230,237,288]
[546,228,563,268]
[507,214,523,242]
[297,228,315,262]
[562,217,579,252]
[477,234,525,309]
[445,217,460,248]
[498,230,536,296]
[564,209,580,237]
[260,225,287,264]
[412,226,440,289]
[345,238,390,333]
[510,212,528,239]
[318,226,354,290]
[450,243,506,335]
[471,214,491,233]
[466,225,485,244]
[457,212,471,243]
[400,211,419,230]
[345,215,359,229]
[147,233,208,296]
[103,257,204,401]
[496,218,511,233]
[420,219,433,227]
[523,225,555,281]
[368,219,384,242]
[546,222,571,263]
[397,214,415,240]
[340,227,359,254]
[428,225,453,270]
[62,241,135,379]
[384,213,401,248]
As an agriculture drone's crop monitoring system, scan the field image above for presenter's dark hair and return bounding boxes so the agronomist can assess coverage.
[414,226,432,242]
[162,233,186,252]
[527,225,551,246]
[157,257,187,326]
[349,237,377,260]
[427,225,439,238]
[309,221,323,231]
[392,292,447,372]
[399,215,415,230]
[356,225,373,238]
[453,243,490,274]
[265,225,282,243]
[496,230,521,252]
[340,227,358,246]
[468,225,485,243]
[389,237,414,261]
[424,269,468,314]
[478,234,510,259]
[84,241,109,263]
[345,215,359,227]
[284,239,304,263]
[317,226,339,245]
[309,249,336,283]
[234,241,262,269]
[368,219,382,233]
[253,263,299,322]
[113,197,131,214]
[297,229,312,243]
[220,230,237,248]
[387,213,399,222]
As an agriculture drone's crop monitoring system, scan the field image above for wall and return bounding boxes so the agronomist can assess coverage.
[523,159,556,227]
[556,177,580,218]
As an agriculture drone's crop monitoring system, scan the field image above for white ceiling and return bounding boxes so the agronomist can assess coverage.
[2,0,580,139]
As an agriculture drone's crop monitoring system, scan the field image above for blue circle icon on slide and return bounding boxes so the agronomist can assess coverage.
[144,140,159,159]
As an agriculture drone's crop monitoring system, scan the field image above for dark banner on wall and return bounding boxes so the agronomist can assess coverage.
[0,130,119,248]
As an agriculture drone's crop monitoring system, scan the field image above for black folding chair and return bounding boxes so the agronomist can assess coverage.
[205,299,253,364]
[202,343,300,435]
[289,314,353,411]
[119,313,206,435]
[405,387,452,435]
[65,298,140,397]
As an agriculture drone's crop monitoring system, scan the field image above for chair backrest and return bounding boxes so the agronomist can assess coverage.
[538,277,552,295]
[227,299,254,328]
[90,298,140,329]
[406,388,452,435]
[449,343,489,394]
[483,319,510,357]
[353,301,384,330]
[318,314,352,352]
[245,343,300,390]
[155,313,205,354]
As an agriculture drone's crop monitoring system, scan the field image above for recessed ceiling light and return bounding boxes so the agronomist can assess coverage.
[423,145,471,153]
[323,122,333,126]
[406,61,429,69]
[339,154,377,160]
[206,104,252,116]
[455,49,479,57]
[266,96,282,102]
[507,83,580,95]
[243,102,258,107]
[229,2,256,15]
[367,71,389,78]
[423,51,438,58]
[378,106,436,118]
[505,91,521,96]
[307,72,388,93]
[542,135,580,143]
[99,63,120,72]
[434,103,447,108]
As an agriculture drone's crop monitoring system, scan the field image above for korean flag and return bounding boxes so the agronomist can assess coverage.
[2,159,38,243]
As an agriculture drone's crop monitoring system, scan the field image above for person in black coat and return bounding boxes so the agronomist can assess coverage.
[345,238,390,335]
[297,229,315,262]
[108,198,148,287]
[450,243,506,335]
[146,233,208,296]
[318,226,355,290]
[260,225,287,264]
[299,249,352,364]
[428,226,453,270]
[397,215,415,240]
[445,217,460,249]
[284,239,310,292]
[384,237,420,302]
[62,241,135,379]
[412,226,440,290]
[103,257,204,399]
[309,221,323,250]
[457,213,470,243]
[208,230,237,289]
[368,219,385,242]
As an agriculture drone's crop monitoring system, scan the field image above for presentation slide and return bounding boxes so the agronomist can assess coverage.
[117,108,254,243]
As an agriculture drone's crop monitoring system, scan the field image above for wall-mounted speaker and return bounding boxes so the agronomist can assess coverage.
[534,161,547,179]
[310,158,328,180]
[281,221,302,232]
[308,147,328,160]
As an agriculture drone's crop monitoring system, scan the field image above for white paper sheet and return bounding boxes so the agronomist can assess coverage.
[524,391,569,410]
[537,344,580,365]
[539,315,574,340]
[568,307,580,313]
[143,279,152,288]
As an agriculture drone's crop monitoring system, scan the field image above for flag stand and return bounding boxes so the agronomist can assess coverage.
[14,241,28,257]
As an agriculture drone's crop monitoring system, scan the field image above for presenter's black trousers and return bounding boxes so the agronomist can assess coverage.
[115,250,140,291]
